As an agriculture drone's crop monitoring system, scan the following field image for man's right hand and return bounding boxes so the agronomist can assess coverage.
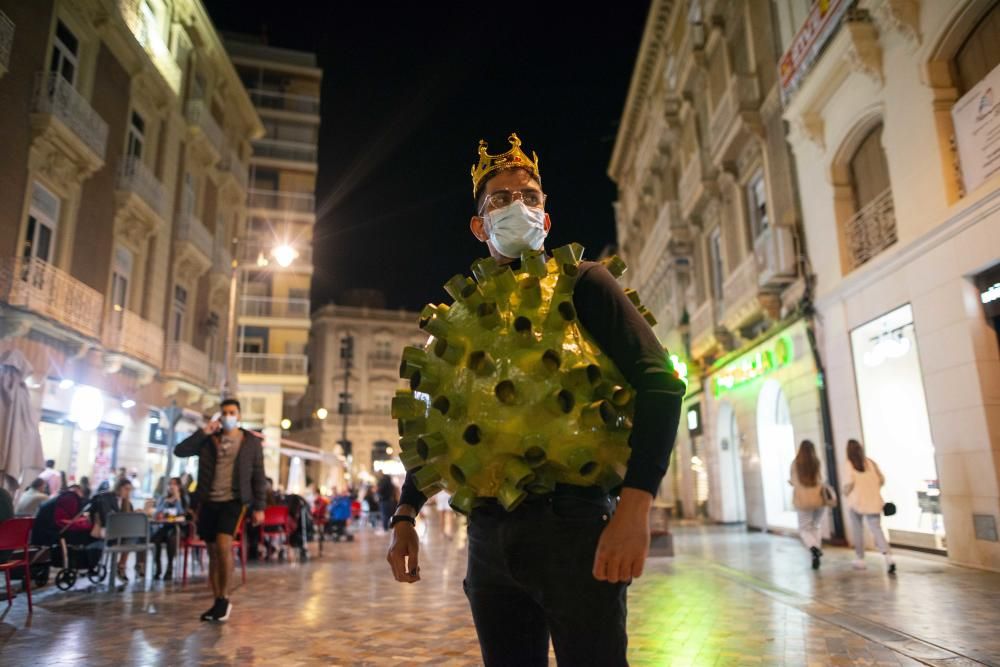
[386,515,420,584]
[202,419,220,435]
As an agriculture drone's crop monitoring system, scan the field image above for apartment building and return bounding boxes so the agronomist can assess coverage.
[0,0,260,491]
[610,0,824,535]
[779,0,1000,569]
[292,297,423,492]
[224,36,321,481]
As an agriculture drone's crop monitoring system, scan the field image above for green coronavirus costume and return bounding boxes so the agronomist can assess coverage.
[392,242,659,515]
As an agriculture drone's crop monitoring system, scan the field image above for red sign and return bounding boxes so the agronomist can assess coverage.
[778,0,850,103]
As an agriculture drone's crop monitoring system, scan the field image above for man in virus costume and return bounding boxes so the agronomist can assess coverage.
[386,134,685,666]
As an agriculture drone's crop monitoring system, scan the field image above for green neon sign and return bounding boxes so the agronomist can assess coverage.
[712,335,794,397]
[669,353,689,385]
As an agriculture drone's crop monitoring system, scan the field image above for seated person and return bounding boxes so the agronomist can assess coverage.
[15,478,50,517]
[31,485,101,568]
[151,477,187,580]
[92,478,141,581]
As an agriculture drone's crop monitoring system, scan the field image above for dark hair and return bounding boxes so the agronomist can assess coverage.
[846,439,866,472]
[29,478,47,492]
[794,440,820,487]
[221,398,241,412]
[475,167,542,214]
[114,477,133,492]
[45,459,55,468]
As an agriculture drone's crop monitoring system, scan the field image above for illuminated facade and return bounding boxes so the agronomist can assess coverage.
[780,0,1000,568]
[610,0,823,533]
[0,0,260,491]
[224,36,321,482]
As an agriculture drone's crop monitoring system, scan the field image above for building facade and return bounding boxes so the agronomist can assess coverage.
[610,0,826,535]
[779,0,1000,569]
[225,37,321,481]
[292,300,423,492]
[0,0,260,492]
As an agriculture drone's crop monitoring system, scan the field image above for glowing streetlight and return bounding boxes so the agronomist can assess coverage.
[316,407,328,420]
[272,244,298,268]
[280,418,292,430]
[121,399,136,409]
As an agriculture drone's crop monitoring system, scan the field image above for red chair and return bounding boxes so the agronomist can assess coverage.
[182,508,248,587]
[0,518,35,613]
[259,506,290,560]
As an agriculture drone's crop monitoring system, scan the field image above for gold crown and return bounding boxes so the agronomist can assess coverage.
[471,133,541,198]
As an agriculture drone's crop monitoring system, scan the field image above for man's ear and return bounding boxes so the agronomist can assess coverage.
[470,215,488,242]
[544,212,552,233]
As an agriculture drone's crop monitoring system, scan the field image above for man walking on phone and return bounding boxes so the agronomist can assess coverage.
[175,398,267,622]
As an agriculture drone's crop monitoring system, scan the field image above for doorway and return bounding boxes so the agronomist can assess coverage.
[756,379,799,530]
[715,401,746,523]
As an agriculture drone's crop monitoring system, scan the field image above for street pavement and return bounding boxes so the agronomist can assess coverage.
[1,520,997,666]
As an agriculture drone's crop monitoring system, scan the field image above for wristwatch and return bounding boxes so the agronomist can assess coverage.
[389,514,416,529]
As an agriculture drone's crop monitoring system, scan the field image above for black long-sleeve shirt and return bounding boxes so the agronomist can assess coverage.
[399,259,685,511]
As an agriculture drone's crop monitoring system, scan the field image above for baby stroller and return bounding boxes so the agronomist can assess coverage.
[285,494,314,560]
[29,498,106,590]
[328,495,354,542]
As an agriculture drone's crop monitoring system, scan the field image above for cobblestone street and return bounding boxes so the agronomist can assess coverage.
[1,523,998,666]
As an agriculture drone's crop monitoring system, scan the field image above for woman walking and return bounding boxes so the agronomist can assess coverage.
[843,439,895,574]
[790,440,827,569]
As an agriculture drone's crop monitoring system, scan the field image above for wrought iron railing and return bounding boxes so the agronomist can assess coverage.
[0,11,14,77]
[0,256,104,339]
[117,157,167,220]
[104,308,164,368]
[247,188,315,213]
[175,212,213,253]
[185,100,224,156]
[31,72,109,159]
[247,88,321,115]
[252,138,318,163]
[164,342,209,384]
[845,188,896,269]
[237,353,308,376]
[239,296,310,319]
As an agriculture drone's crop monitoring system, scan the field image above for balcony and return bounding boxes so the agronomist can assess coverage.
[164,341,210,386]
[251,138,318,165]
[248,188,315,215]
[709,73,761,162]
[173,212,213,275]
[116,157,168,223]
[845,188,897,270]
[103,308,164,369]
[30,72,108,176]
[237,238,313,271]
[212,240,233,276]
[175,213,213,252]
[0,10,13,79]
[679,149,716,218]
[117,0,182,94]
[237,353,309,381]
[218,147,248,191]
[721,254,761,330]
[185,100,224,161]
[239,296,311,327]
[754,225,797,288]
[0,256,104,340]
[248,88,321,115]
[689,297,718,360]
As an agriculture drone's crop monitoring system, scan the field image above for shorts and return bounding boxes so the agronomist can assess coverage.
[197,500,245,542]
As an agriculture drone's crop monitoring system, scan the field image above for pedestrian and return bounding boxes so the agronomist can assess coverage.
[92,477,142,581]
[174,398,266,622]
[15,478,50,517]
[843,439,895,574]
[790,440,827,570]
[377,473,397,532]
[364,486,379,529]
[79,475,92,501]
[39,459,62,496]
[385,134,684,666]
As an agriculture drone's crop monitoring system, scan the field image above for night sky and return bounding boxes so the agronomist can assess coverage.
[204,1,651,311]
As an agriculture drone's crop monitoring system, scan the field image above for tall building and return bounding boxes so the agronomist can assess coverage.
[610,0,823,534]
[293,296,422,491]
[0,0,260,491]
[224,36,322,481]
[779,0,1000,569]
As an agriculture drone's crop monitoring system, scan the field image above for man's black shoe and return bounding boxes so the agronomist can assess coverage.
[810,546,822,570]
[213,598,232,622]
[200,597,226,621]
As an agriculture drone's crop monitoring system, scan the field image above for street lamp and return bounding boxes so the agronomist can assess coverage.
[316,407,328,420]
[272,244,298,268]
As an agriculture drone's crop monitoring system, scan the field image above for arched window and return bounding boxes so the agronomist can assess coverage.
[848,124,891,212]
[954,2,1000,94]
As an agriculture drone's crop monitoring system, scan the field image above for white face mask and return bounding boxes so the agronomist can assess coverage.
[222,415,239,431]
[484,200,548,258]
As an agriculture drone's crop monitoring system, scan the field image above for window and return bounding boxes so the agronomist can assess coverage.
[111,246,133,313]
[126,111,145,161]
[374,338,393,359]
[709,228,724,304]
[955,2,1000,94]
[240,340,263,354]
[50,20,79,85]
[849,124,891,212]
[746,170,769,240]
[182,172,196,218]
[372,390,393,415]
[23,183,60,264]
[171,285,187,342]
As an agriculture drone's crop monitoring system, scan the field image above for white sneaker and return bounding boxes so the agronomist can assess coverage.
[852,559,867,570]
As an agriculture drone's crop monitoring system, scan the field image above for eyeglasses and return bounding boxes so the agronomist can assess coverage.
[480,188,546,213]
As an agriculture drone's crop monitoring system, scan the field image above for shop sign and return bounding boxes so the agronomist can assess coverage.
[712,335,794,397]
[778,0,850,104]
[977,263,1000,318]
[952,61,1000,193]
[669,353,689,385]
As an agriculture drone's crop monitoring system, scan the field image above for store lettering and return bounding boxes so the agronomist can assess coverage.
[713,336,794,397]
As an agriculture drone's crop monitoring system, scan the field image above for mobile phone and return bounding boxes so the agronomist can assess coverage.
[211,411,221,423]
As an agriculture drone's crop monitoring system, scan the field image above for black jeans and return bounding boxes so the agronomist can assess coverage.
[464,490,628,667]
